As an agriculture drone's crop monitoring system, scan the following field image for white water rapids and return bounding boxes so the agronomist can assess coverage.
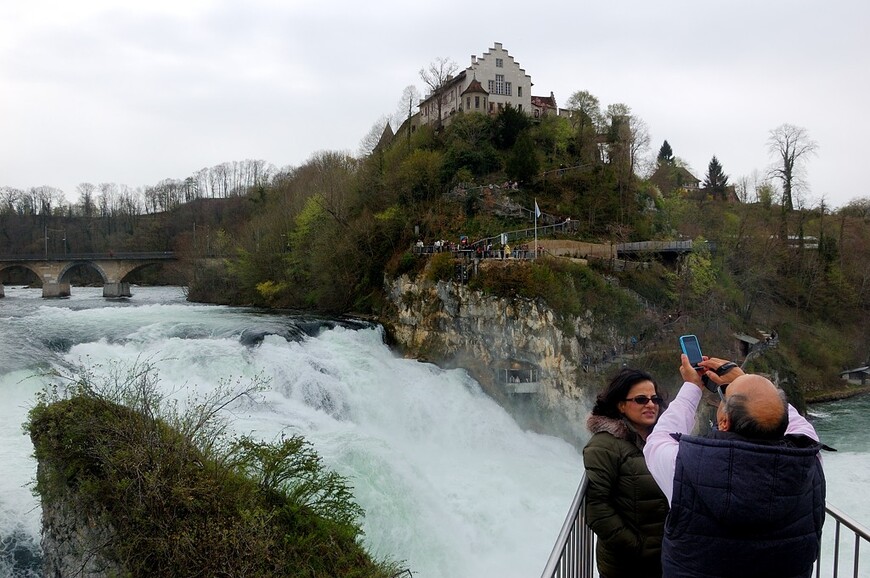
[0,286,580,577]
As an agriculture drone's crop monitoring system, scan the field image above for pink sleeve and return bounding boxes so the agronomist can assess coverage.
[786,404,819,441]
[643,383,703,505]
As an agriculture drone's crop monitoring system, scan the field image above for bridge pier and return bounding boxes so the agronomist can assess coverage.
[42,282,71,298]
[103,282,131,298]
[0,283,4,298]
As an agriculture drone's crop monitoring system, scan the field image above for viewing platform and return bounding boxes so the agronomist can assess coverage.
[498,362,541,395]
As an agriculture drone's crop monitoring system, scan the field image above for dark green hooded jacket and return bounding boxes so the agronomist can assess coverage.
[583,414,669,578]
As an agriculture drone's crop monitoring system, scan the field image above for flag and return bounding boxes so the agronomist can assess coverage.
[534,200,541,219]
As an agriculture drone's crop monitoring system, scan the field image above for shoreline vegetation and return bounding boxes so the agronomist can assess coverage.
[806,385,870,404]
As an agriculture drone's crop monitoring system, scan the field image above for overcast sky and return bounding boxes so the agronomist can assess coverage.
[2,0,868,209]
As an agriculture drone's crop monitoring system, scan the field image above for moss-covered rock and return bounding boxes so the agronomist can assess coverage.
[27,387,400,578]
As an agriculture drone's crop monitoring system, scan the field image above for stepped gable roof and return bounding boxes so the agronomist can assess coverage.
[461,78,488,96]
[474,42,528,77]
[531,93,557,109]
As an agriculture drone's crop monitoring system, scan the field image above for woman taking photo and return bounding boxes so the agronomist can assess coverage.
[583,368,669,578]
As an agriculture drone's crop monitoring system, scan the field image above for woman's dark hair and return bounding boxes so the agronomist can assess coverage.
[591,368,663,419]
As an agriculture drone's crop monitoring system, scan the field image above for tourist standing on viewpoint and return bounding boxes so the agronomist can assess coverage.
[644,355,825,578]
[583,368,669,578]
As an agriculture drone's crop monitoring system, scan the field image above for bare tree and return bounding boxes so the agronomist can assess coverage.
[396,85,421,150]
[419,57,458,129]
[358,115,392,157]
[605,103,650,178]
[0,186,23,215]
[98,182,118,218]
[76,183,97,217]
[767,124,818,212]
[734,173,763,204]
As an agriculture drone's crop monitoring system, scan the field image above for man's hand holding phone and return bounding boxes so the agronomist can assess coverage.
[697,358,744,387]
[680,354,706,387]
[679,334,745,391]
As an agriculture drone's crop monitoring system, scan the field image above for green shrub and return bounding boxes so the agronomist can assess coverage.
[389,251,421,278]
[426,252,456,282]
[473,259,642,335]
[26,361,402,578]
[616,263,676,308]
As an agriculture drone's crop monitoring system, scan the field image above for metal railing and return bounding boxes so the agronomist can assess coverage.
[541,475,870,578]
[817,502,870,578]
[540,474,595,578]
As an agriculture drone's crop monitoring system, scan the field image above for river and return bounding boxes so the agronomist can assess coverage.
[0,286,867,577]
[0,286,581,577]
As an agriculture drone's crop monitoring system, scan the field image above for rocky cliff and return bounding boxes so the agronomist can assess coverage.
[38,461,121,578]
[380,271,640,443]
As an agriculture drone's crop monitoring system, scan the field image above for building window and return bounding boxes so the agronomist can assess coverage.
[475,95,480,108]
[496,58,503,68]
[467,97,471,110]
[486,75,512,96]
[518,86,522,97]
[489,74,509,96]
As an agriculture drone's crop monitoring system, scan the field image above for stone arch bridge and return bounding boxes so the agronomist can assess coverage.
[0,252,177,298]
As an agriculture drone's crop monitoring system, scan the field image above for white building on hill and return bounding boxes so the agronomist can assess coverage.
[418,42,556,128]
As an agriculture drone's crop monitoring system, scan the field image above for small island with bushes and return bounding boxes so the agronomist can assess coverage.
[26,364,404,578]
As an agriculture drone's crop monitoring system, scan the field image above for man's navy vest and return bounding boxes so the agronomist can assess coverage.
[662,432,825,578]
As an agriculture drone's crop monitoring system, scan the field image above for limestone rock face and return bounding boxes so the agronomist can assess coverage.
[38,462,121,578]
[381,274,632,442]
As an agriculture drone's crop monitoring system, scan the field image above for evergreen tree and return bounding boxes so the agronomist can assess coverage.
[703,155,729,200]
[506,131,539,185]
[492,104,530,150]
[657,140,674,165]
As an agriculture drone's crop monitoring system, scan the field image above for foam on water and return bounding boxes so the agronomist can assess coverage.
[1,287,580,577]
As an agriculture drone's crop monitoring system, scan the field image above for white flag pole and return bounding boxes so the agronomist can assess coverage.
[534,199,539,259]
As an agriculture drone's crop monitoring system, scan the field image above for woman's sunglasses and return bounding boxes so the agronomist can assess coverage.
[623,395,663,406]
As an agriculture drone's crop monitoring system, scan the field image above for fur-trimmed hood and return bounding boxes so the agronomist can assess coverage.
[587,414,631,438]
[587,413,643,447]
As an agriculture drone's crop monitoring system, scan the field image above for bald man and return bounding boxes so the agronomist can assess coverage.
[644,355,825,578]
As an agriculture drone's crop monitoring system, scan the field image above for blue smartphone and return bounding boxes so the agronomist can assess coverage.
[679,335,703,369]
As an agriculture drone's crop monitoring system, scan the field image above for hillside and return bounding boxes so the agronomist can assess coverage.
[3,106,869,399]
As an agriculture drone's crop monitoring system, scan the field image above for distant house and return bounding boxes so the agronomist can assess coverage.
[840,366,870,386]
[650,163,741,203]
[733,333,760,359]
[531,92,558,119]
[419,42,552,128]
[649,164,701,197]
